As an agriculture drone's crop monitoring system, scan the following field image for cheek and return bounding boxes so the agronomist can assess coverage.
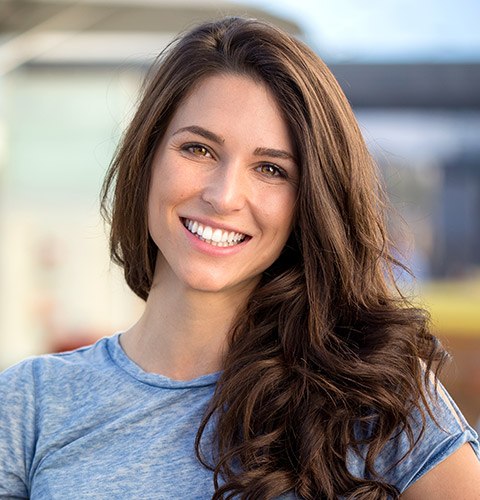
[148,167,185,211]
[147,177,171,238]
[158,168,199,204]
[262,191,296,235]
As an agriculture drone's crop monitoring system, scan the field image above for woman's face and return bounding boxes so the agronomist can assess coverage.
[147,73,298,297]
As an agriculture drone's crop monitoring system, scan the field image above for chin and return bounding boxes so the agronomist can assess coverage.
[184,277,235,294]
[181,272,258,297]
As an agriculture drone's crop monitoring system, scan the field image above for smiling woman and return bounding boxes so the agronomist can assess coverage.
[146,73,297,297]
[0,16,479,500]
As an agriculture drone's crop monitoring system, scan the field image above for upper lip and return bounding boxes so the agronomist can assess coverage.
[180,216,251,237]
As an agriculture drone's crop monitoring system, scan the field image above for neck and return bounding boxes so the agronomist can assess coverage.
[121,276,253,381]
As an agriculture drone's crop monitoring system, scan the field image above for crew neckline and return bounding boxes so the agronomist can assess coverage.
[106,332,221,389]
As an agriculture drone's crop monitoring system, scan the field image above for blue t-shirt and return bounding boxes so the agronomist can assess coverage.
[0,333,478,499]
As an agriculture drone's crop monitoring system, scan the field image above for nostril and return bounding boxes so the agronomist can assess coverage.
[200,167,247,213]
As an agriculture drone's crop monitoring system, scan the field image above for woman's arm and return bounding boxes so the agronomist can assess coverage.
[401,443,480,499]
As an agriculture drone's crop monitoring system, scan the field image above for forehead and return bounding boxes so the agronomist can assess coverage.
[165,73,294,153]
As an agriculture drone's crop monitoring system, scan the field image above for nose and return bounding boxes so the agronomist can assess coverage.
[201,161,247,214]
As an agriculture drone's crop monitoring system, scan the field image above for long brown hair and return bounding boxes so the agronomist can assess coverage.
[101,17,447,499]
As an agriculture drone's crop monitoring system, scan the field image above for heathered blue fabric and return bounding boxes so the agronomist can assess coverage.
[0,333,478,499]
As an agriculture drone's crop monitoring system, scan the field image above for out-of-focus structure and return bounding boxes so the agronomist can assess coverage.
[0,0,300,72]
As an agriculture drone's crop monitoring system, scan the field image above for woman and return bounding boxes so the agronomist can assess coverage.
[0,17,479,499]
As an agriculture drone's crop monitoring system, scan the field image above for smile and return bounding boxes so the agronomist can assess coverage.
[182,218,247,247]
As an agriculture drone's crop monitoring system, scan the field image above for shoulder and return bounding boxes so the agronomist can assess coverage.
[0,334,118,406]
[0,334,124,496]
[0,339,111,497]
[401,441,480,499]
[0,336,119,455]
[370,381,479,493]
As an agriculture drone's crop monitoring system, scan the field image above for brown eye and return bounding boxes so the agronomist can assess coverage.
[257,163,286,178]
[187,144,211,157]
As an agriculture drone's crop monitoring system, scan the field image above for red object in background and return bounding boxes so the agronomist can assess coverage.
[48,329,104,354]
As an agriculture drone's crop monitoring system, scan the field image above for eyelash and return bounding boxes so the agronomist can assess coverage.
[180,142,288,179]
[181,143,213,158]
[256,163,288,179]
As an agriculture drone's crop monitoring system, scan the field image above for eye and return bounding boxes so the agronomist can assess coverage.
[182,143,212,158]
[257,163,287,178]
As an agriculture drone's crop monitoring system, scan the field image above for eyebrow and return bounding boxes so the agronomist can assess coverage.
[172,126,224,145]
[253,147,295,162]
[173,125,295,162]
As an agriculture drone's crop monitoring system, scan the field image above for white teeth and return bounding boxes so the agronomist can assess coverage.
[202,226,213,240]
[183,218,247,247]
[212,228,223,242]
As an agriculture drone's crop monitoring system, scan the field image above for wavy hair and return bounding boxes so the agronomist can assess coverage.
[101,17,448,499]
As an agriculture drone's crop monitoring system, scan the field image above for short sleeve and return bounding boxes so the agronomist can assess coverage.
[359,381,480,493]
[0,359,38,498]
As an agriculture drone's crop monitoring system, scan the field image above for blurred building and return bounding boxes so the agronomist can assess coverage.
[330,62,480,280]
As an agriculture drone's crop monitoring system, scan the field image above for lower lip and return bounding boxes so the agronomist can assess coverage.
[181,222,250,256]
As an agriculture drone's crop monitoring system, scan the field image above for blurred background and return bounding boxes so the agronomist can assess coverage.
[0,0,479,428]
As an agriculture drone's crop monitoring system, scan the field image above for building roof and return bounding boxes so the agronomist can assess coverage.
[331,63,480,109]
[0,0,301,74]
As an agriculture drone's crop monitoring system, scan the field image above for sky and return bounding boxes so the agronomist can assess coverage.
[239,0,480,62]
